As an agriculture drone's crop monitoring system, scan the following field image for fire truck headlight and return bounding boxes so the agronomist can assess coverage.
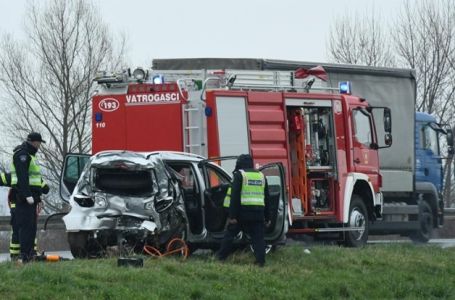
[152,74,164,84]
[94,195,107,208]
[133,67,147,81]
[144,201,154,210]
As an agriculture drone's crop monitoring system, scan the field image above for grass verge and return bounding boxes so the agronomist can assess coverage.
[1,244,454,299]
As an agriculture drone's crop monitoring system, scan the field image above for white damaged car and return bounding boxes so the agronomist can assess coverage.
[60,151,288,258]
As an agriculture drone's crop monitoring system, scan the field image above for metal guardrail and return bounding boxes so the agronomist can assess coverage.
[0,215,66,231]
[1,208,455,231]
[445,208,455,219]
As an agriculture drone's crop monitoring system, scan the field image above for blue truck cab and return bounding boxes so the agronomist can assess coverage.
[415,112,445,193]
[414,112,454,235]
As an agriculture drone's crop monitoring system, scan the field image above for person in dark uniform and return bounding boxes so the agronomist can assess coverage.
[217,154,271,267]
[2,174,49,261]
[0,172,19,259]
[10,132,47,262]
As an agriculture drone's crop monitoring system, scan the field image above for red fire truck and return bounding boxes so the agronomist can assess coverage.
[88,66,391,246]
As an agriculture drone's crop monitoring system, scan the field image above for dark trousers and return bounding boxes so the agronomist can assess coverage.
[15,201,37,262]
[217,221,266,265]
[9,208,20,259]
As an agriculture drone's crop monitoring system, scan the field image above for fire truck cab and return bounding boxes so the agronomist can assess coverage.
[85,67,391,246]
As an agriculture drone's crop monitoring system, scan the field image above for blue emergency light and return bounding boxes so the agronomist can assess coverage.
[339,81,352,94]
[95,112,103,122]
[205,107,213,117]
[152,74,164,84]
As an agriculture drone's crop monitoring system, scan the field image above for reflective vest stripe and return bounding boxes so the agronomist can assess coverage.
[10,231,20,254]
[1,173,6,185]
[9,244,20,254]
[9,241,38,253]
[223,187,232,208]
[240,170,265,207]
[11,155,42,187]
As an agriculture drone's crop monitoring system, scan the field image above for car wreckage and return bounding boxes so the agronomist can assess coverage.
[60,151,288,258]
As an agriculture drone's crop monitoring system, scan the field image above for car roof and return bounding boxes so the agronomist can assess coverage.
[147,151,205,162]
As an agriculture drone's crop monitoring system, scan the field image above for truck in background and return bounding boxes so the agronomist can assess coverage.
[152,58,454,242]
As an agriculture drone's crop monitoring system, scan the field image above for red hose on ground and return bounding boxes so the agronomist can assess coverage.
[143,238,189,259]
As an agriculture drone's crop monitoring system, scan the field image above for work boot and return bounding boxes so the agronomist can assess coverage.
[10,254,20,262]
[15,259,23,266]
[254,261,265,268]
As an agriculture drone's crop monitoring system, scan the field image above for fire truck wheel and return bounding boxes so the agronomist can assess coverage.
[344,195,369,247]
[410,200,433,244]
[68,231,89,258]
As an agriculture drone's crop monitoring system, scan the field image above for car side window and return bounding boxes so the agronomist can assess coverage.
[203,165,230,188]
[167,163,199,193]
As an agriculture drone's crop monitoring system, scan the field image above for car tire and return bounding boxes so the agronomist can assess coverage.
[68,231,89,259]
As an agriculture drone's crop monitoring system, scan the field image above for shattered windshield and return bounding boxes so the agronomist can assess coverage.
[74,151,170,198]
[94,167,156,196]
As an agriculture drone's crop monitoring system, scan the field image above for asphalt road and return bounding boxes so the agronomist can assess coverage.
[1,239,455,263]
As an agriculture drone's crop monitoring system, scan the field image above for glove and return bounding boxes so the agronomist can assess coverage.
[42,184,50,195]
[228,218,238,225]
[37,202,44,214]
[26,196,34,205]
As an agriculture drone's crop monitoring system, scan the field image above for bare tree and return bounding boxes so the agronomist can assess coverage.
[393,0,455,206]
[393,0,455,119]
[327,10,395,67]
[327,0,455,206]
[0,0,126,212]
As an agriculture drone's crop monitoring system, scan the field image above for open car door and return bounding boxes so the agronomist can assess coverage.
[60,153,90,202]
[260,163,288,243]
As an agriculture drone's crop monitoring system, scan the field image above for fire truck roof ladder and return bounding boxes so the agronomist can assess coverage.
[221,70,338,93]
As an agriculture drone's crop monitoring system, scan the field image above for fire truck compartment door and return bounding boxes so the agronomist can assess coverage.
[215,97,249,173]
[60,153,91,202]
[259,162,288,242]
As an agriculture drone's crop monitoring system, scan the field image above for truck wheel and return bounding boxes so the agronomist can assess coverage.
[410,201,433,243]
[68,232,89,258]
[344,195,369,247]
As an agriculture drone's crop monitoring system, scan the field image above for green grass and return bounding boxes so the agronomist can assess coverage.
[1,244,455,299]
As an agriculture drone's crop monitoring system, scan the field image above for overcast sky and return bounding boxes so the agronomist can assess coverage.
[0,0,407,67]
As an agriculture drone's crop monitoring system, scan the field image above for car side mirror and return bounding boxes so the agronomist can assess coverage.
[447,129,454,156]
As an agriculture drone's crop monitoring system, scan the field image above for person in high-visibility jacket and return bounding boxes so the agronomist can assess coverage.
[10,132,47,262]
[0,172,20,260]
[217,154,271,267]
[3,173,48,261]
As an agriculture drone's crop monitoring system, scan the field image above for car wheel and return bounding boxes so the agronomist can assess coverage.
[68,231,89,258]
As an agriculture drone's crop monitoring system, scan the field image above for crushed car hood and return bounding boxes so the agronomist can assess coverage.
[64,151,185,232]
